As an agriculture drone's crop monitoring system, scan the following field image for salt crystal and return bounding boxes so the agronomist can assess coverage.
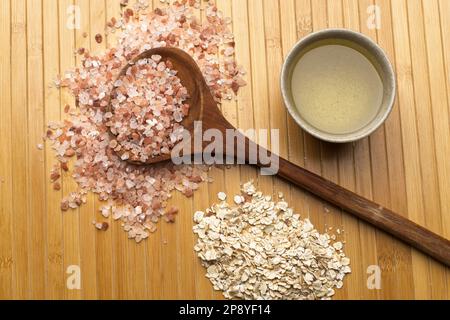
[94,221,109,231]
[157,62,166,72]
[173,111,183,123]
[125,180,135,189]
[101,206,111,218]
[151,55,162,62]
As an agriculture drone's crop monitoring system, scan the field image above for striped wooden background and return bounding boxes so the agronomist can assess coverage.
[1,0,449,300]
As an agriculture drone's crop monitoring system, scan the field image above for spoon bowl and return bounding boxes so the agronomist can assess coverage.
[108,47,208,165]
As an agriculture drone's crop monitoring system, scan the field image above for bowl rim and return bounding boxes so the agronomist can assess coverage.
[280,28,396,143]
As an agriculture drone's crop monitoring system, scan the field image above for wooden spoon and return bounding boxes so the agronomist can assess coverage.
[109,47,450,267]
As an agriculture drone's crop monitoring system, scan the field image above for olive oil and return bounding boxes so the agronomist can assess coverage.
[291,43,383,135]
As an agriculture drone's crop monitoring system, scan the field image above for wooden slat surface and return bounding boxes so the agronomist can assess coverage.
[0,0,449,300]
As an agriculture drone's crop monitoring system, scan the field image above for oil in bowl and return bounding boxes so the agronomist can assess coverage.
[291,41,384,135]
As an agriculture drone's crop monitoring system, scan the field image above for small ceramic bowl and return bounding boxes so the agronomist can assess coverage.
[281,29,396,143]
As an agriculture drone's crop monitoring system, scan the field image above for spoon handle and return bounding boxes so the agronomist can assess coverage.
[204,98,450,266]
[221,126,450,266]
[274,155,450,267]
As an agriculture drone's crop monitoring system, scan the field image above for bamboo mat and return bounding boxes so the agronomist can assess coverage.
[0,0,449,300]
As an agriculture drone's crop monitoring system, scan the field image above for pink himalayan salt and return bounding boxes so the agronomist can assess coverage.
[108,57,189,162]
[47,1,244,241]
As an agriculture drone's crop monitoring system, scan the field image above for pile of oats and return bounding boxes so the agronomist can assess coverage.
[45,0,245,242]
[193,182,351,300]
[108,56,190,162]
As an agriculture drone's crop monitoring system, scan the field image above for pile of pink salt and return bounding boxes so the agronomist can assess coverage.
[46,0,246,242]
[108,56,190,162]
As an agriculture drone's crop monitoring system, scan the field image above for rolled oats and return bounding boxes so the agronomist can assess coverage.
[193,182,351,300]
